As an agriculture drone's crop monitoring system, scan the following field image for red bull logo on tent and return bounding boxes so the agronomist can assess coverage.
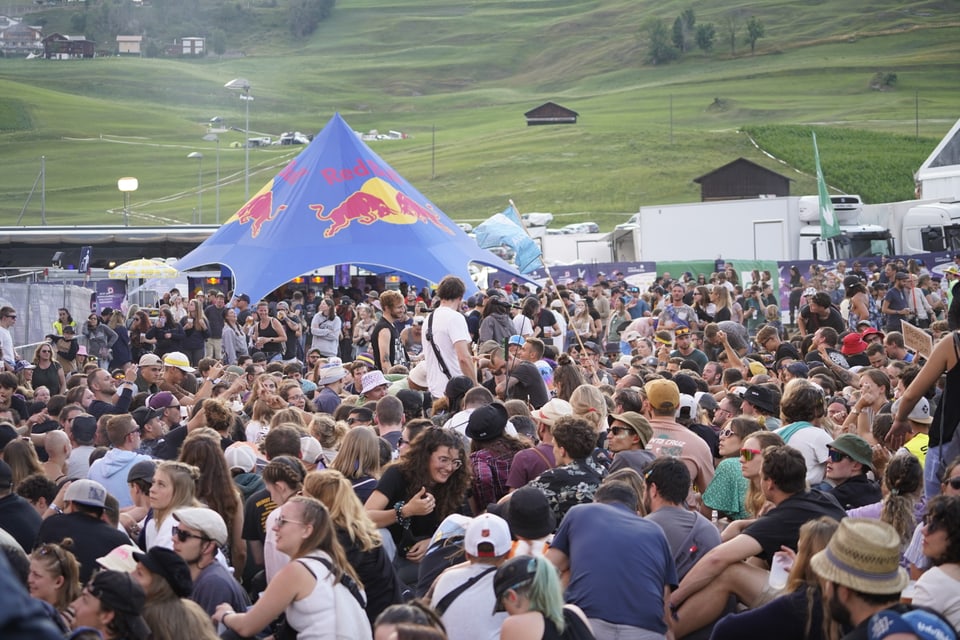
[313,177,454,238]
[233,181,287,238]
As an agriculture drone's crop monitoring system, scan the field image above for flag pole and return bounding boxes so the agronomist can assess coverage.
[507,199,587,355]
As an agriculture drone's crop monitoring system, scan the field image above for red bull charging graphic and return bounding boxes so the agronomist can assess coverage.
[313,177,454,238]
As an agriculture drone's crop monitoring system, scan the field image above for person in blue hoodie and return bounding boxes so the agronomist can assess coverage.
[87,414,152,508]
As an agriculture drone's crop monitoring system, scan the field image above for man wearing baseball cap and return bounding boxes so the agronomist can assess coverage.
[429,513,512,640]
[134,353,164,394]
[644,379,715,498]
[171,507,251,617]
[37,479,131,583]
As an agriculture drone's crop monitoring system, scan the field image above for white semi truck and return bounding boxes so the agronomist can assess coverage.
[608,195,894,263]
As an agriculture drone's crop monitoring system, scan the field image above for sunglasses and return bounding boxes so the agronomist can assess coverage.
[740,448,763,461]
[827,449,851,463]
[943,477,960,491]
[39,545,66,576]
[718,428,735,438]
[4,315,16,319]
[608,426,634,437]
[276,515,306,527]
[172,526,209,543]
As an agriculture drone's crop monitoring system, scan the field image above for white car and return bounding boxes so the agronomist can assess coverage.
[561,222,600,234]
[615,214,640,230]
[522,212,553,227]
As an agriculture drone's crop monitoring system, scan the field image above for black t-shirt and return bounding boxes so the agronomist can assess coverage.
[744,490,846,565]
[774,342,801,362]
[373,465,441,544]
[689,423,720,459]
[799,305,846,334]
[153,426,232,460]
[830,474,883,510]
[338,527,403,623]
[372,317,408,371]
[0,493,42,551]
[501,360,550,409]
[241,487,276,544]
[36,511,131,584]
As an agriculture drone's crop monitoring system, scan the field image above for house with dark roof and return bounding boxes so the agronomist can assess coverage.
[43,33,95,59]
[524,102,578,126]
[693,157,792,201]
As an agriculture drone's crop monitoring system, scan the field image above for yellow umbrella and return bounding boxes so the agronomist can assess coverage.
[108,258,179,279]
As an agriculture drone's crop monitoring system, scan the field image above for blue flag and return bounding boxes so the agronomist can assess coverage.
[474,211,544,274]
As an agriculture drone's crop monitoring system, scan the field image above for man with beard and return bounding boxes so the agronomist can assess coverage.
[811,518,910,639]
[172,507,250,617]
[372,290,409,372]
[668,445,846,637]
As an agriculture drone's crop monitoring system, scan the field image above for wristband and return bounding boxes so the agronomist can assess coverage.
[394,501,411,529]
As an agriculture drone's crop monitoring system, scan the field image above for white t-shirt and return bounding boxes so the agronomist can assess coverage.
[0,325,14,368]
[424,305,471,398]
[512,314,534,337]
[430,563,507,640]
[264,505,291,583]
[776,424,832,486]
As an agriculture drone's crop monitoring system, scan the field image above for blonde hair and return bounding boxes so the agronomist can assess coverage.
[569,384,608,433]
[303,469,382,552]
[152,461,201,526]
[330,426,381,480]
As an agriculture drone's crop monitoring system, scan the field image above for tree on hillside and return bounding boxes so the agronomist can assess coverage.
[645,19,678,65]
[682,9,695,32]
[745,16,765,54]
[695,23,715,52]
[672,17,685,53]
[209,28,226,56]
[724,12,740,56]
[288,0,335,37]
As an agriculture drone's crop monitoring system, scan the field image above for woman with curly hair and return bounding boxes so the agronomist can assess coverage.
[331,426,384,503]
[29,539,82,628]
[305,469,403,623]
[178,427,245,572]
[263,455,307,582]
[552,353,585,402]
[365,427,471,586]
[912,495,960,628]
[145,460,201,550]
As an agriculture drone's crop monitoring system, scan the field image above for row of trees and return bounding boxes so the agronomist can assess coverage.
[645,10,765,65]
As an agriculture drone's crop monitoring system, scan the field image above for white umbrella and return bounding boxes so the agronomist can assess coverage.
[108,258,178,280]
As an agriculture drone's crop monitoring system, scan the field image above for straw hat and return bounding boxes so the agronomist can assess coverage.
[810,518,909,594]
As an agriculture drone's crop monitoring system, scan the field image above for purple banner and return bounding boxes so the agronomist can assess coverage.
[95,280,127,314]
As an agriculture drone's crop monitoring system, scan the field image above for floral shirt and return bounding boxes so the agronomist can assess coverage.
[527,458,606,528]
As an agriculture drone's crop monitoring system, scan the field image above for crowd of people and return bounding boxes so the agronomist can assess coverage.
[0,257,959,640]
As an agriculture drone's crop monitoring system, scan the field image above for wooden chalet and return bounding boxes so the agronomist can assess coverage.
[524,102,579,126]
[693,157,792,201]
[43,33,95,59]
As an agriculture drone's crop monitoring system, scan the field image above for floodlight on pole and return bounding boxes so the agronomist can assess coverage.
[117,177,138,227]
[202,132,221,224]
[187,152,203,223]
[224,77,252,200]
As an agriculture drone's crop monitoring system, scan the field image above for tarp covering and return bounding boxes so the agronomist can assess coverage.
[176,113,525,301]
[0,283,94,353]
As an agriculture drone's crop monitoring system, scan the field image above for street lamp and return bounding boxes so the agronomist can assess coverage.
[202,133,221,224]
[117,177,138,227]
[224,77,252,200]
[187,152,203,223]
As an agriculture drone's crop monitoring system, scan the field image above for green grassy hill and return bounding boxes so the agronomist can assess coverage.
[1,0,958,227]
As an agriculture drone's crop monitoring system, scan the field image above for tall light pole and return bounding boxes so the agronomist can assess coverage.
[187,152,203,223]
[224,78,252,200]
[117,177,138,227]
[203,132,221,223]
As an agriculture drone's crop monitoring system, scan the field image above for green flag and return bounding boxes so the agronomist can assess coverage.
[813,132,840,239]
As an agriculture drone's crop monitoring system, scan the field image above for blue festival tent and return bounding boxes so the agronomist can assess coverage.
[176,113,526,301]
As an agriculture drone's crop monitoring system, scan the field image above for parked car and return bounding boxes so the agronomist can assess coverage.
[561,222,600,234]
[615,213,640,230]
[522,212,554,227]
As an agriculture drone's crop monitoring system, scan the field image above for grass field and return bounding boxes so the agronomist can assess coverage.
[1,0,958,228]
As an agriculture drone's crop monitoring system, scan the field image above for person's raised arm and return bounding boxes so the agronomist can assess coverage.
[890,332,953,448]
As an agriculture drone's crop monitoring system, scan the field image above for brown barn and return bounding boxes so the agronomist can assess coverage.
[43,33,95,59]
[524,102,578,126]
[693,158,791,201]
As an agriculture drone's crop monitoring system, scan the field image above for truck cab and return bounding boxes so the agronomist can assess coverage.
[797,195,894,260]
